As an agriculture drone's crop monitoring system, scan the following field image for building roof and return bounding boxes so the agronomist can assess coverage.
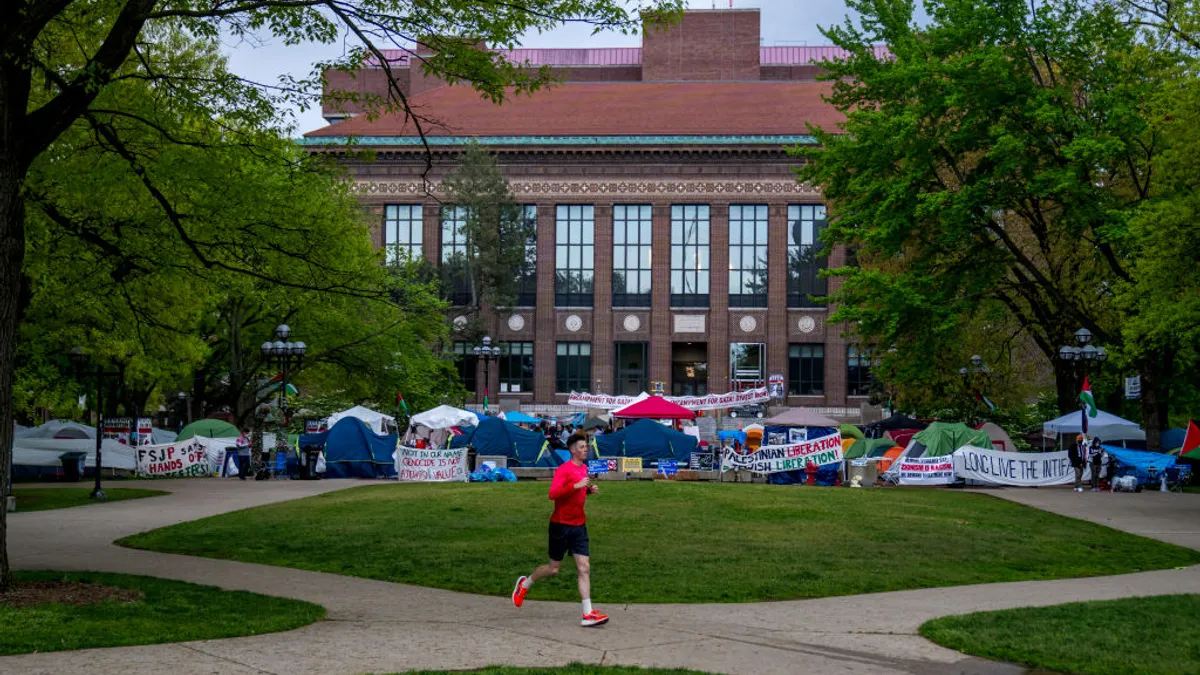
[366,45,888,67]
[305,81,841,139]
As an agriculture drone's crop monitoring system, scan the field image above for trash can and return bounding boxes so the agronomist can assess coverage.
[60,451,87,482]
[299,446,322,480]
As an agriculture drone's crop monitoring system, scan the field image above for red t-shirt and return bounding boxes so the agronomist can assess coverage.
[548,461,589,526]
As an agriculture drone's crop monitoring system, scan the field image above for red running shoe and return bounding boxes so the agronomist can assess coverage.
[512,576,529,608]
[581,610,609,627]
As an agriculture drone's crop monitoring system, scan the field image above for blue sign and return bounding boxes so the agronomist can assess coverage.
[588,459,609,474]
[657,460,679,476]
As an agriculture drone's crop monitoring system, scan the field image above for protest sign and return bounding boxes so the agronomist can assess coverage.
[896,457,956,486]
[953,445,1086,486]
[587,459,609,474]
[567,387,771,411]
[137,440,210,477]
[689,452,715,470]
[657,460,678,476]
[396,446,468,482]
[620,457,643,473]
[720,431,843,474]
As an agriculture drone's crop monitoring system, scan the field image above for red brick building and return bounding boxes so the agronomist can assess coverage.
[303,9,880,410]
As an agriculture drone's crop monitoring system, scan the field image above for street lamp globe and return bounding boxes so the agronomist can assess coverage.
[491,346,502,358]
[1059,345,1078,361]
[275,324,291,341]
[1074,327,1092,346]
[970,354,983,368]
[482,335,492,347]
[271,340,286,355]
[261,341,273,357]
[1080,344,1098,361]
[293,341,306,357]
[959,367,969,377]
[1095,346,1108,362]
[472,346,483,357]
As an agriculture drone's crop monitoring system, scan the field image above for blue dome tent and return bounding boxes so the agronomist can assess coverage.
[449,417,548,466]
[593,419,698,462]
[299,417,397,479]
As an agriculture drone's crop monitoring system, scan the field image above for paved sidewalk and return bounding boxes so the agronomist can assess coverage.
[2,481,1198,675]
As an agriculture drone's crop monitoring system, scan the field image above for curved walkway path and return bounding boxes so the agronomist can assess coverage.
[3,481,1199,675]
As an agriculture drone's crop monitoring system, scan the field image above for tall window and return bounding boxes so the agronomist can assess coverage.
[499,342,535,393]
[729,204,769,308]
[556,343,592,393]
[441,206,470,306]
[670,205,710,307]
[847,346,875,396]
[384,205,423,264]
[612,204,652,307]
[514,205,537,307]
[729,343,765,389]
[787,204,828,307]
[453,342,477,394]
[555,205,594,306]
[788,344,824,396]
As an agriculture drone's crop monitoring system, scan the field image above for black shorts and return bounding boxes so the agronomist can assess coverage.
[548,521,589,561]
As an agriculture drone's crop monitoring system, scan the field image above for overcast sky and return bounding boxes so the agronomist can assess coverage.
[219,1,861,135]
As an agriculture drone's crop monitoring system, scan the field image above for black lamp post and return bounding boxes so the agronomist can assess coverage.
[68,347,121,500]
[472,336,501,414]
[260,324,306,419]
[1058,328,1107,435]
[958,355,990,426]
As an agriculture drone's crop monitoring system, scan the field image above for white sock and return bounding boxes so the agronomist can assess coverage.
[582,598,592,614]
[521,577,532,589]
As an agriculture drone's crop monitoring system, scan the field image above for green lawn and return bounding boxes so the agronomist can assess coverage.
[0,571,324,655]
[13,487,168,512]
[393,662,710,667]
[119,482,1200,603]
[921,594,1200,675]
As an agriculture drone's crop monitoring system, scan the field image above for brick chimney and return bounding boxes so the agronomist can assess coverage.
[642,9,761,81]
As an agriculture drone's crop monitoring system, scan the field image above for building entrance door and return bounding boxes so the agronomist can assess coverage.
[671,342,708,396]
[614,342,648,396]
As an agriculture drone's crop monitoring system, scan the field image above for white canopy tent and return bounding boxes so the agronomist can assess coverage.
[410,405,479,430]
[1042,409,1145,443]
[12,437,136,471]
[327,405,395,435]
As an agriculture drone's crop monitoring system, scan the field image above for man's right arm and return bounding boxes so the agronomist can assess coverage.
[548,469,575,500]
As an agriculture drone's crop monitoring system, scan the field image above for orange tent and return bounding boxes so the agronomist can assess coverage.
[876,446,905,473]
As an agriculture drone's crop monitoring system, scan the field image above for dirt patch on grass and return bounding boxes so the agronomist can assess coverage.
[0,580,143,608]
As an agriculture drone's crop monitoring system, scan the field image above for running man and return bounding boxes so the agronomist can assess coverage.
[512,433,608,627]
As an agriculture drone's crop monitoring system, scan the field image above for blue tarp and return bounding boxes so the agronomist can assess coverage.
[1104,445,1176,486]
[765,425,840,485]
[299,417,397,479]
[504,411,542,425]
[593,419,698,462]
[449,417,548,465]
[718,430,747,445]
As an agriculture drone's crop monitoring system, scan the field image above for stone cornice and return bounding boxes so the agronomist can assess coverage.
[300,134,817,147]
[352,178,821,199]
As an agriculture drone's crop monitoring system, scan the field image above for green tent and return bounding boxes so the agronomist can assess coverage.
[840,424,865,441]
[907,422,993,458]
[177,419,240,441]
[844,437,895,460]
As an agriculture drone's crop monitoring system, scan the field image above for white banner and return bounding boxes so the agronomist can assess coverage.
[897,457,956,486]
[395,446,468,482]
[721,431,843,473]
[953,445,1089,486]
[568,387,772,411]
[136,439,211,477]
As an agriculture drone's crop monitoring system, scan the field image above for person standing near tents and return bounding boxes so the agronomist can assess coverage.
[1068,434,1089,492]
[1090,437,1105,491]
[512,433,608,627]
[235,428,251,481]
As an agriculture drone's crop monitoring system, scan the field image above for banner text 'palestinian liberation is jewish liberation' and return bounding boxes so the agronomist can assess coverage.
[720,431,843,474]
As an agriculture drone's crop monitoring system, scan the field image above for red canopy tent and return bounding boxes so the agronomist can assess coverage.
[611,395,696,420]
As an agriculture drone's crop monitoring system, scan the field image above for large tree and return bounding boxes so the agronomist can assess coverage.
[0,0,682,590]
[796,0,1181,443]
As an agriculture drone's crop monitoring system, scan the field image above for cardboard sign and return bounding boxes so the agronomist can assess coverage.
[689,452,715,470]
[720,431,843,474]
[657,460,679,476]
[137,440,210,477]
[396,446,468,482]
[897,457,956,486]
[106,417,153,447]
[587,459,609,474]
[620,457,643,473]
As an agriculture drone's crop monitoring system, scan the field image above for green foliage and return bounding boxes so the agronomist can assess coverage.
[120,482,1200,604]
[0,571,324,655]
[921,594,1200,675]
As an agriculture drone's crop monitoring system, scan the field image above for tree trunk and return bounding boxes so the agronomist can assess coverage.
[0,153,29,592]
[1139,349,1174,452]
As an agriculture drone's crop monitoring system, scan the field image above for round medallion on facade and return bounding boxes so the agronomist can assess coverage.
[565,315,583,332]
[452,316,469,331]
[739,315,758,333]
[797,316,817,333]
[623,315,641,332]
[507,314,526,332]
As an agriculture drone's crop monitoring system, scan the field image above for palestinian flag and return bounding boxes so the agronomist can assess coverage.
[396,392,409,416]
[266,373,298,395]
[1182,420,1200,460]
[1079,376,1098,418]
